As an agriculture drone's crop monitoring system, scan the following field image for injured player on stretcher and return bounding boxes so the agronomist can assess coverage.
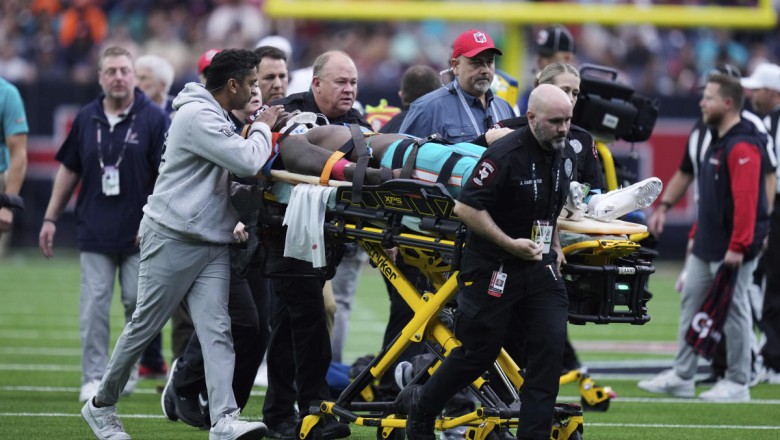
[260,111,662,223]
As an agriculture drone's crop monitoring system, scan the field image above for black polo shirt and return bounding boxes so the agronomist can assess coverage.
[270,91,371,130]
[458,126,577,263]
[473,116,603,190]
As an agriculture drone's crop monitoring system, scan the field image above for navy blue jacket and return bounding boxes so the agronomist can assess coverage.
[693,119,770,262]
[56,88,168,254]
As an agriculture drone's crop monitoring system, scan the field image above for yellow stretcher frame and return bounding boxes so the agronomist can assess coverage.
[262,177,651,438]
[298,228,584,440]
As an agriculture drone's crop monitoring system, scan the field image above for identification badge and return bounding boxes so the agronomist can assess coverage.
[531,220,553,254]
[102,165,120,196]
[488,264,507,298]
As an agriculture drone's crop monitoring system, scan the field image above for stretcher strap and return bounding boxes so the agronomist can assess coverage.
[392,136,462,185]
[437,152,463,185]
[319,124,369,188]
[349,124,371,203]
[320,150,347,186]
[391,139,418,170]
[399,142,420,179]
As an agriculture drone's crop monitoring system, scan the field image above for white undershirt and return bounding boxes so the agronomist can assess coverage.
[104,101,134,131]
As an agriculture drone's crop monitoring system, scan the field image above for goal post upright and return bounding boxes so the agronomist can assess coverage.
[265,0,776,88]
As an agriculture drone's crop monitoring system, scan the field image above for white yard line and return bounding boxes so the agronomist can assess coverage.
[0,412,778,431]
[0,364,80,371]
[0,347,81,356]
[0,385,266,397]
[586,422,780,430]
[558,395,780,405]
[0,330,79,340]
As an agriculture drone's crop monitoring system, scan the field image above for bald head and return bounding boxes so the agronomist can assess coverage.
[527,84,573,150]
[312,50,359,118]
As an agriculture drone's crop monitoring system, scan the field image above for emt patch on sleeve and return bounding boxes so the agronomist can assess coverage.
[472,159,497,187]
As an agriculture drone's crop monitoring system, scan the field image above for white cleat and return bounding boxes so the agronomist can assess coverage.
[637,369,694,398]
[209,410,268,440]
[699,378,750,402]
[561,181,589,221]
[588,177,663,222]
[79,379,101,403]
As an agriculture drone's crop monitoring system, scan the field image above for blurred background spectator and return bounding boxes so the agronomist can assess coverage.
[0,1,777,96]
[2,0,780,255]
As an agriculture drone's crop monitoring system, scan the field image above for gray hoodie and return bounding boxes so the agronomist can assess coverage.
[143,82,272,243]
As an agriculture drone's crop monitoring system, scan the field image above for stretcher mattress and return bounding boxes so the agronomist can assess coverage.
[557,217,647,234]
[269,171,648,236]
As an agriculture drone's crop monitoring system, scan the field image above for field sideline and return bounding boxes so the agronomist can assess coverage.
[1,251,780,439]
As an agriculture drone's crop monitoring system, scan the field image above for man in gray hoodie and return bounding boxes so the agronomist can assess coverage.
[82,49,282,440]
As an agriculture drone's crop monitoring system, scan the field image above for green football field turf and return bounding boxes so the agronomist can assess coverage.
[1,250,779,439]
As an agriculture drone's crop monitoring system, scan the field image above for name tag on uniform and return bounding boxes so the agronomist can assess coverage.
[532,220,553,254]
[488,264,507,298]
[102,165,120,196]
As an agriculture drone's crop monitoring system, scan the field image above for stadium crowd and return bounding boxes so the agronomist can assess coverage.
[1,0,780,96]
[3,1,780,440]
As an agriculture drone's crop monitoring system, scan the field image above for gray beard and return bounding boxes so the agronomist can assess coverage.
[550,138,566,150]
[474,80,491,94]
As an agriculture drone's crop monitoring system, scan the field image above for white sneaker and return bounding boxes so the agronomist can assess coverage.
[637,369,694,398]
[80,379,101,403]
[750,355,766,387]
[121,364,139,397]
[561,181,588,221]
[394,361,414,389]
[81,398,131,440]
[765,368,780,384]
[588,177,663,222]
[699,378,750,402]
[209,410,268,440]
[440,425,467,440]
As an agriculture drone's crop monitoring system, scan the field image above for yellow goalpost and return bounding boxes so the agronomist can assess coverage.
[265,0,776,81]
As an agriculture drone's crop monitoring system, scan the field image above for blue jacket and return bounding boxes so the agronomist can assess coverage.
[56,88,168,254]
[693,119,770,262]
[399,80,515,143]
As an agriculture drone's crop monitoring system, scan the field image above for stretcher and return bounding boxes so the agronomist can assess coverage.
[259,172,656,440]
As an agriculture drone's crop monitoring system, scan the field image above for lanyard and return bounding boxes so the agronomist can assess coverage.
[455,85,500,135]
[96,114,136,170]
[531,155,562,221]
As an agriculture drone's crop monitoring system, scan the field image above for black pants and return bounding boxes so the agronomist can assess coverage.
[140,332,165,370]
[174,272,270,409]
[417,254,568,440]
[262,258,331,424]
[763,203,780,371]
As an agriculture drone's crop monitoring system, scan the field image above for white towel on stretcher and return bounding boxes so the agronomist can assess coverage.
[283,183,336,267]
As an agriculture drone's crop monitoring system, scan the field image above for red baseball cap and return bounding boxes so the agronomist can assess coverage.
[198,48,222,74]
[452,29,502,59]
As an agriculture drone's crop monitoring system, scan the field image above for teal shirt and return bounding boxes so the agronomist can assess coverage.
[0,77,29,173]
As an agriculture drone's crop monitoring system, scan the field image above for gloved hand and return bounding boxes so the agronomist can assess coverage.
[0,193,24,210]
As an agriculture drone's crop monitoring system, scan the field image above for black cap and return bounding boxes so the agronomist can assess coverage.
[536,25,575,57]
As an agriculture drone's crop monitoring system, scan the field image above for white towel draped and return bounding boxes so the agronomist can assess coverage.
[282,184,336,267]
